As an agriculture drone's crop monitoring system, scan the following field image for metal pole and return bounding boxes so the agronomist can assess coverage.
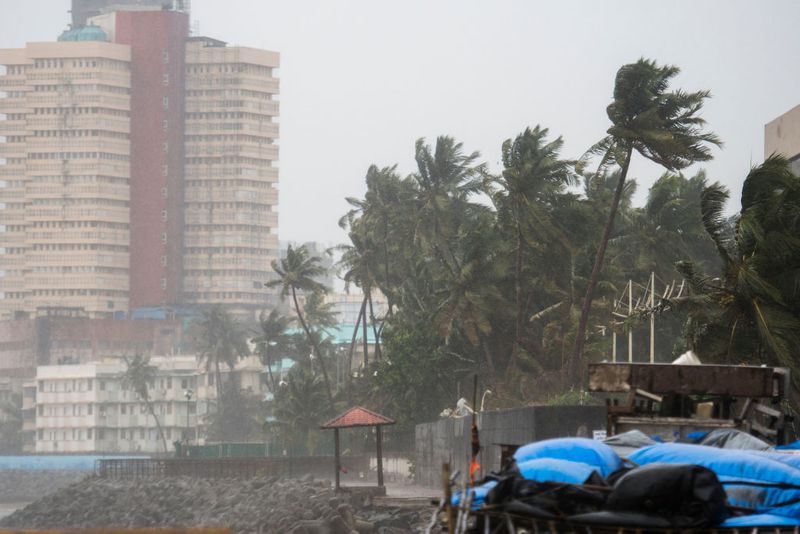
[612,332,617,363]
[628,279,633,363]
[376,425,384,488]
[334,428,341,491]
[649,272,655,363]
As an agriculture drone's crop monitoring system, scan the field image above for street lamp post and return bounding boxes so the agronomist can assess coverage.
[183,388,193,444]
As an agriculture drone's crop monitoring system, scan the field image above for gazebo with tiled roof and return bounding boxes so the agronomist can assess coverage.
[320,406,396,491]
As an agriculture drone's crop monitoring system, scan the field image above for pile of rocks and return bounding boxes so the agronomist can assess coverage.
[0,470,86,503]
[0,475,429,533]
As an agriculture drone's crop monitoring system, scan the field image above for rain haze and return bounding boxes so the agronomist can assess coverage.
[2,0,798,244]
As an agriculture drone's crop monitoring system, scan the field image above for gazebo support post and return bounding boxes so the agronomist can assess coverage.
[334,427,341,491]
[376,425,384,488]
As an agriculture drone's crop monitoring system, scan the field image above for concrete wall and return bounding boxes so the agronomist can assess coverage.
[414,405,606,488]
[765,104,800,175]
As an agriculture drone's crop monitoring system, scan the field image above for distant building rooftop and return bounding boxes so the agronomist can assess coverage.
[58,25,109,42]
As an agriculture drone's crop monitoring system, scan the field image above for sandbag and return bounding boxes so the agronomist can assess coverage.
[513,437,622,477]
[604,462,728,528]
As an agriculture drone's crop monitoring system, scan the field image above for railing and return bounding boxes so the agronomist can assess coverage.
[96,455,370,480]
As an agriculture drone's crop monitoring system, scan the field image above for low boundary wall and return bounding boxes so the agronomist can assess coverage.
[414,405,606,487]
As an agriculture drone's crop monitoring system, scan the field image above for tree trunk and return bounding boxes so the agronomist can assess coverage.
[214,358,223,407]
[362,300,369,367]
[264,346,277,392]
[506,211,525,377]
[145,400,169,454]
[367,288,382,360]
[569,148,633,382]
[347,298,366,402]
[480,336,496,378]
[292,287,334,403]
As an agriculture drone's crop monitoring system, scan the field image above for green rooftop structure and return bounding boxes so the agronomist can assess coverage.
[58,25,108,42]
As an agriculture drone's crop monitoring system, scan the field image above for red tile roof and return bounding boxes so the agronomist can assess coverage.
[320,406,396,429]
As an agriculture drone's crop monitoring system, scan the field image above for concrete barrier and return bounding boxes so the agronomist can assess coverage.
[414,405,606,487]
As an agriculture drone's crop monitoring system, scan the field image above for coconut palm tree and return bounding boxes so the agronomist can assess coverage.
[569,58,721,380]
[412,136,486,276]
[252,309,293,392]
[122,354,168,453]
[668,156,800,380]
[493,125,577,376]
[268,244,334,402]
[274,365,331,455]
[195,306,250,402]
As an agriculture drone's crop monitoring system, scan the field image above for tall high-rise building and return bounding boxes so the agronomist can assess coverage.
[0,5,279,320]
[0,37,132,318]
[183,38,279,313]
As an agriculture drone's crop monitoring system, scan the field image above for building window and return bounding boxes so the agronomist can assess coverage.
[160,278,167,290]
[166,377,172,389]
[38,381,44,392]
[163,50,169,63]
[162,164,168,176]
[99,380,105,391]
[37,405,43,416]
[121,404,126,415]
[38,429,43,440]
[98,429,104,440]
[162,96,169,109]
[161,255,168,267]
[181,378,188,390]
[161,210,168,221]
[162,73,169,85]
[87,379,92,391]
[162,187,168,198]
[140,428,145,439]
[162,120,168,131]
[161,233,167,244]
[87,428,92,440]
[88,404,93,415]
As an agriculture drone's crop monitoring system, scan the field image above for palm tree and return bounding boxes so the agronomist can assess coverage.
[274,365,331,455]
[252,309,293,392]
[569,58,721,380]
[668,156,800,381]
[0,393,23,454]
[122,354,168,453]
[494,125,576,376]
[412,136,486,276]
[268,244,334,402]
[195,306,250,402]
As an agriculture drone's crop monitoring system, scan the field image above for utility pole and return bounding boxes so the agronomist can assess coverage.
[649,272,655,363]
[628,279,633,363]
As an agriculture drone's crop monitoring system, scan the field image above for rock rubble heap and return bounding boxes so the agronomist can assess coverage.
[0,470,86,503]
[0,475,429,533]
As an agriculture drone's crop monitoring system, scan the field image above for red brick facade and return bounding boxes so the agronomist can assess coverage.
[115,11,189,309]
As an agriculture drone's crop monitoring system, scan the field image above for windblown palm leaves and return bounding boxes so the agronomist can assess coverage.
[252,309,293,391]
[268,245,334,402]
[195,306,250,402]
[122,354,168,452]
[570,58,721,380]
[671,156,800,382]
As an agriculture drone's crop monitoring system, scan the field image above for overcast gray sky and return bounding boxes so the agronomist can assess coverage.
[3,0,799,244]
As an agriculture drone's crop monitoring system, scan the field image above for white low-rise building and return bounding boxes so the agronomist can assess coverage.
[35,354,266,454]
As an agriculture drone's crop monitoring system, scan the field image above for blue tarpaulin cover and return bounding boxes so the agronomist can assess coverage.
[513,437,622,477]
[629,443,800,522]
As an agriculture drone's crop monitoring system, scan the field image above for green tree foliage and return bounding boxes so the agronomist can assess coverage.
[194,306,250,415]
[570,58,720,380]
[666,156,800,383]
[0,393,23,454]
[269,244,336,402]
[121,354,168,453]
[273,364,331,455]
[252,309,293,391]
